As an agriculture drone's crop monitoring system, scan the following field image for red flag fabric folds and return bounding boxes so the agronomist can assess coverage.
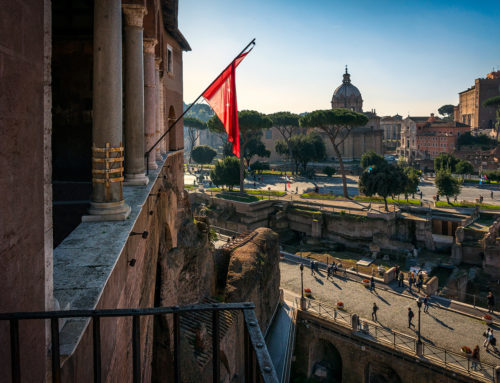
[202,52,249,158]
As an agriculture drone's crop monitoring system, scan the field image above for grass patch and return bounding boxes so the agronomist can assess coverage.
[184,185,196,189]
[436,201,500,210]
[215,193,260,203]
[289,206,321,214]
[353,196,420,205]
[261,170,294,176]
[207,187,285,197]
[462,179,499,185]
[301,192,343,200]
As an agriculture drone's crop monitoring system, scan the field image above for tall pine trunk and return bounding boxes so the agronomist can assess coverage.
[240,155,245,192]
[332,143,349,198]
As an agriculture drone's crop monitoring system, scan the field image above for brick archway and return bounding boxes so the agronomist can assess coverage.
[364,362,402,383]
[308,338,342,382]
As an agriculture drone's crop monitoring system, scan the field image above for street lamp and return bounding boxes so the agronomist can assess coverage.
[416,297,423,355]
[300,263,307,310]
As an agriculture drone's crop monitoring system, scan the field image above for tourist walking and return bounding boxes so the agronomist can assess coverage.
[484,328,492,349]
[488,291,495,313]
[372,302,379,321]
[471,345,481,371]
[398,272,404,288]
[408,308,415,328]
[370,276,375,291]
[423,295,430,313]
[310,261,315,276]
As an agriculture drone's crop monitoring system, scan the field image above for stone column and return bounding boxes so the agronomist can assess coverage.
[84,0,131,221]
[123,4,148,185]
[155,58,163,161]
[144,38,158,170]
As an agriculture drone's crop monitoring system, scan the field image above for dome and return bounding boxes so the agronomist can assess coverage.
[331,67,363,112]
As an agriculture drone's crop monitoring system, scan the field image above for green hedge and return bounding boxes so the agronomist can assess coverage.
[436,201,500,210]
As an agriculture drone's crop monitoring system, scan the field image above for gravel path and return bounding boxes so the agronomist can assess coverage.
[280,259,500,366]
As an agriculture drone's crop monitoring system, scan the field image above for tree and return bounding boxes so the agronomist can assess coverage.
[207,111,272,191]
[243,131,270,167]
[457,131,496,147]
[210,156,240,190]
[435,171,461,203]
[438,104,455,120]
[483,96,500,141]
[191,145,217,168]
[360,151,385,170]
[434,153,459,173]
[359,161,406,211]
[323,166,336,177]
[250,161,270,174]
[184,116,206,163]
[268,111,300,170]
[455,160,474,175]
[275,133,326,174]
[300,109,369,197]
[403,166,420,200]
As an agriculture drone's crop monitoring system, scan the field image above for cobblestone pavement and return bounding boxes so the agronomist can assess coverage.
[280,259,500,366]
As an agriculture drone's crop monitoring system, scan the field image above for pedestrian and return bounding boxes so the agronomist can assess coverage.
[327,265,332,280]
[423,295,430,313]
[372,302,379,321]
[484,328,492,348]
[370,276,375,291]
[471,345,480,371]
[487,330,495,351]
[408,307,415,328]
[491,191,494,200]
[492,334,498,352]
[480,195,484,203]
[454,195,457,203]
[333,263,338,275]
[398,272,404,288]
[310,261,315,276]
[296,186,298,194]
[488,291,495,313]
[420,191,423,200]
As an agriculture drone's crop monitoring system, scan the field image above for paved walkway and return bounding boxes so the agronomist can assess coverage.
[280,258,500,366]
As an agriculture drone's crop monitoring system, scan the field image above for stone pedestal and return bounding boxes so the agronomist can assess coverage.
[84,0,130,221]
[123,4,148,186]
[155,58,163,161]
[144,38,158,170]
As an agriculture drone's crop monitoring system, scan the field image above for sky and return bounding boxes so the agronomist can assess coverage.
[178,0,500,117]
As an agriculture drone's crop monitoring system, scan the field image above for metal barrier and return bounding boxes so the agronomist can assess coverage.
[299,296,497,382]
[0,303,278,383]
[438,288,500,312]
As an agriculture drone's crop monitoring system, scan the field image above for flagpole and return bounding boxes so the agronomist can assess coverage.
[145,38,256,174]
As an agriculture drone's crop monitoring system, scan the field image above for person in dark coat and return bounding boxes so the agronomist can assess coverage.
[471,345,480,370]
[488,291,495,313]
[408,308,415,328]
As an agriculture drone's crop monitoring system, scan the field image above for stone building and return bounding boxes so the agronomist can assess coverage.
[398,114,470,162]
[0,0,195,381]
[380,114,403,150]
[454,70,500,134]
[325,68,383,161]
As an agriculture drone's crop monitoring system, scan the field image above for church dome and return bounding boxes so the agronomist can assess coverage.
[331,67,363,112]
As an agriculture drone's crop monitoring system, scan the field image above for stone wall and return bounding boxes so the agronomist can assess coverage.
[293,311,486,383]
[0,1,50,381]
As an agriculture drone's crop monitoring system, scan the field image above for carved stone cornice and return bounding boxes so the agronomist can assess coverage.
[122,4,147,28]
[143,38,157,54]
[155,57,162,69]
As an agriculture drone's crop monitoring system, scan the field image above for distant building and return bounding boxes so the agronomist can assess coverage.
[398,114,470,162]
[380,114,403,150]
[325,68,383,161]
[454,70,500,134]
[453,146,500,172]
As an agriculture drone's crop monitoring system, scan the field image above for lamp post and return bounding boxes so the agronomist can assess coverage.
[416,298,423,355]
[300,263,307,310]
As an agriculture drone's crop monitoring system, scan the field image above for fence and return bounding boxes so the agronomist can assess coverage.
[438,287,500,312]
[0,303,278,383]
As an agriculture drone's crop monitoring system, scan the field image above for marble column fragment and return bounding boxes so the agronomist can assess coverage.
[155,58,162,161]
[143,38,158,170]
[123,4,149,185]
[84,0,131,221]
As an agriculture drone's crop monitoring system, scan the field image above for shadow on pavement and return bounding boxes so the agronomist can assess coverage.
[427,312,454,330]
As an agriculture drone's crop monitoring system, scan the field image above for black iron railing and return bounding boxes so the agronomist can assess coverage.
[0,302,278,383]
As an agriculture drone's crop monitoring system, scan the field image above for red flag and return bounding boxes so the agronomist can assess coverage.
[202,52,249,158]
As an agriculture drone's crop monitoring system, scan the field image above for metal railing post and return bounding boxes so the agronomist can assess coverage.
[132,316,141,383]
[10,319,20,383]
[92,316,101,383]
[51,318,61,383]
[212,310,220,383]
[173,311,181,383]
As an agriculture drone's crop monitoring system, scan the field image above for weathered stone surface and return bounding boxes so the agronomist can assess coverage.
[225,227,281,332]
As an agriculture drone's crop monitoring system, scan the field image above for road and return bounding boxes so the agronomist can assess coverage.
[185,172,499,204]
[279,258,500,366]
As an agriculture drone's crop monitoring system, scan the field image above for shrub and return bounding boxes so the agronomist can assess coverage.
[323,166,336,177]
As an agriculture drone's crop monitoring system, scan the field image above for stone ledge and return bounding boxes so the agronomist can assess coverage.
[53,150,183,357]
